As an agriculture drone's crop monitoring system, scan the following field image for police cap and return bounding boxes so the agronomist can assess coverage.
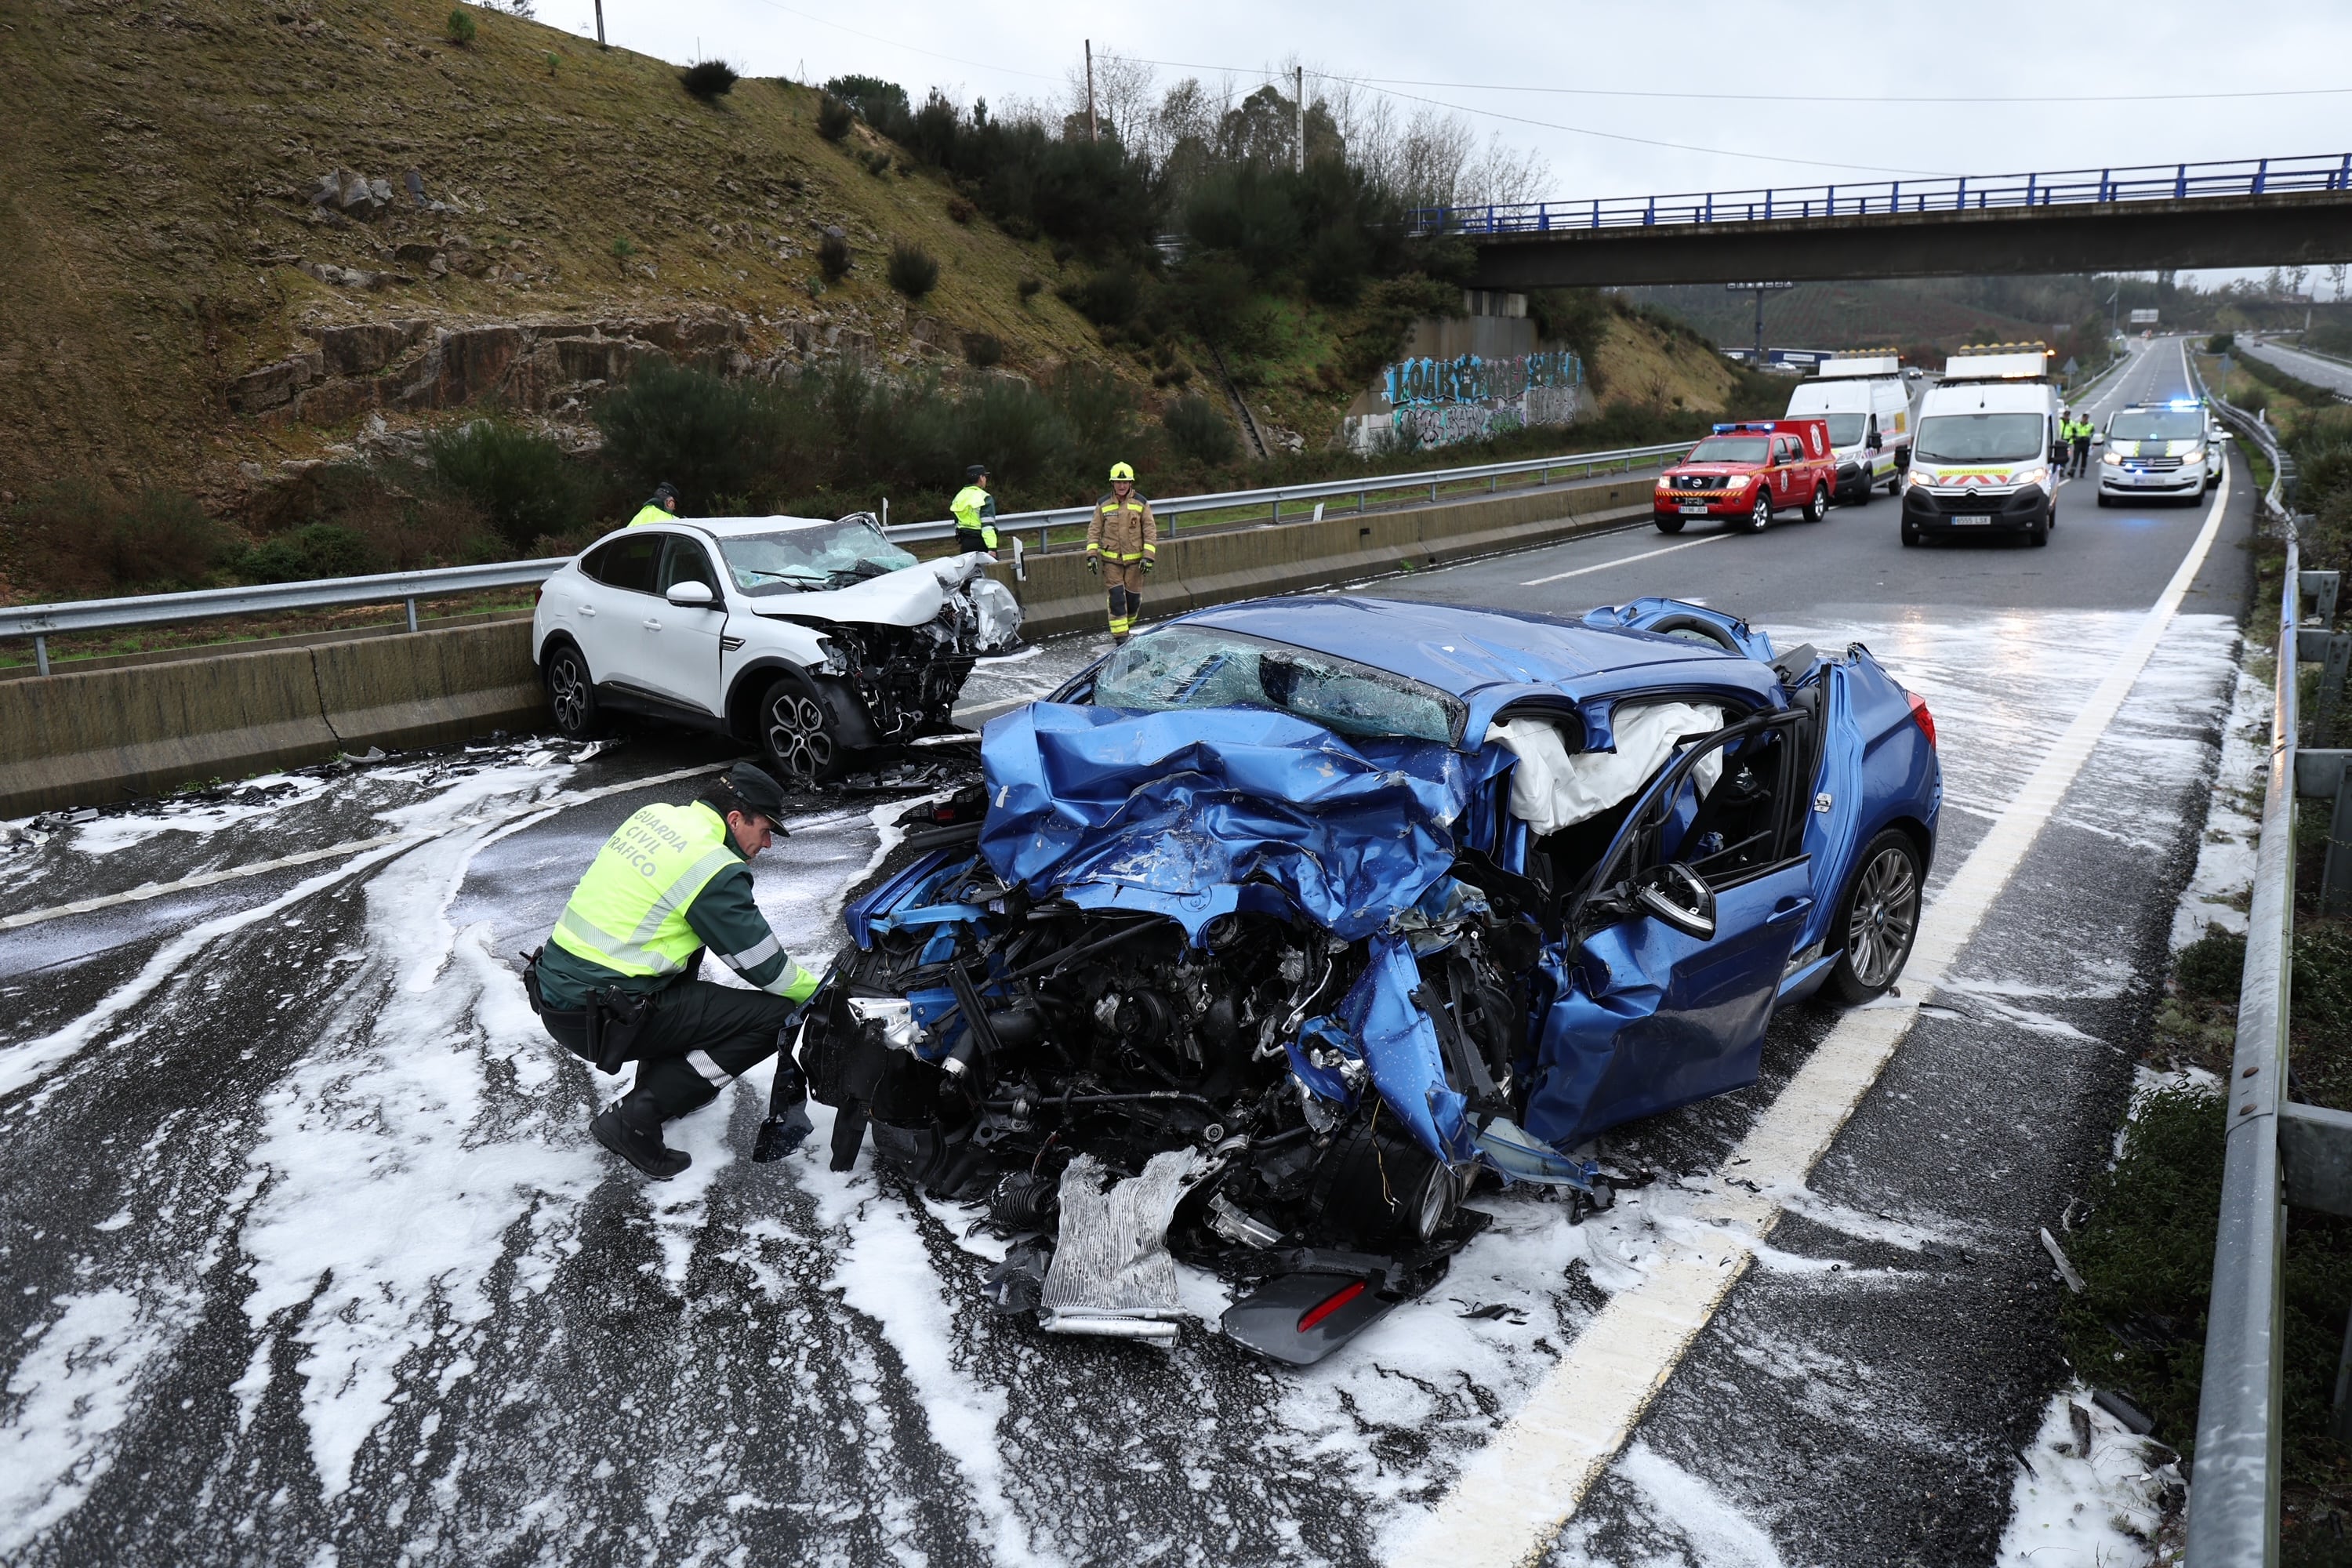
[724,762,791,829]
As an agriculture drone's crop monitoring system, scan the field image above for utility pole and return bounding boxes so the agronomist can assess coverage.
[593,0,604,47]
[1294,66,1305,173]
[1085,40,1098,143]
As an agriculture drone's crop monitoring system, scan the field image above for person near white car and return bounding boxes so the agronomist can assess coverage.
[532,512,1023,782]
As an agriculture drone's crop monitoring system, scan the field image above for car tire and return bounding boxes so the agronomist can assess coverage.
[2028,517,2049,546]
[1886,474,1902,496]
[1744,492,1773,533]
[1805,483,1829,522]
[2095,492,2111,509]
[1825,828,1923,1005]
[1655,515,1686,535]
[1848,481,1873,508]
[760,670,849,785]
[543,641,602,740]
[1900,521,1919,547]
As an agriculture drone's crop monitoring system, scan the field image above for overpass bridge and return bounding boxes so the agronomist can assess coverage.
[1410,153,2352,288]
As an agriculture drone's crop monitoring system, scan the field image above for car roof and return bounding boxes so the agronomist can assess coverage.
[1172,596,1777,706]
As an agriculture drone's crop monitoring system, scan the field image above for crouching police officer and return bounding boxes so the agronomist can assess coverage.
[524,762,821,1179]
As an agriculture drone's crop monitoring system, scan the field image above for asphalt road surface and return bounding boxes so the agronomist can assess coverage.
[0,339,2258,1566]
[2238,336,2352,401]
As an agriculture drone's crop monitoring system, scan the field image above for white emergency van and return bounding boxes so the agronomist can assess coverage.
[1784,354,1913,505]
[1896,346,2060,548]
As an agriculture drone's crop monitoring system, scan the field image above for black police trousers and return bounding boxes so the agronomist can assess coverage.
[543,981,797,1122]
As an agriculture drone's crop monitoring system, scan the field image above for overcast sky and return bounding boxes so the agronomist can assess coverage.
[545,0,2350,293]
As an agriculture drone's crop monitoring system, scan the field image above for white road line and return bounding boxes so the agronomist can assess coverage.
[1520,532,1729,586]
[0,761,732,934]
[1397,454,2236,1568]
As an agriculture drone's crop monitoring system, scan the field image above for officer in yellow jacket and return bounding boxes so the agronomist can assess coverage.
[524,762,822,1180]
[628,482,681,528]
[1086,462,1156,641]
[950,465,997,554]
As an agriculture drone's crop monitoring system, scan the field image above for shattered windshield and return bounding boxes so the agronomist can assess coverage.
[715,518,916,597]
[2107,409,2202,442]
[1914,413,2046,464]
[1092,626,1465,745]
[1686,436,1769,464]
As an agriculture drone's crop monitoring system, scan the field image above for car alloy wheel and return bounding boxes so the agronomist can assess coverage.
[545,645,597,739]
[1829,832,1921,1003]
[1805,484,1828,522]
[762,677,837,782]
[1747,492,1773,532]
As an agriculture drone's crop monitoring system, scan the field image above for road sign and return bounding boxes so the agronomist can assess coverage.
[2129,308,2161,325]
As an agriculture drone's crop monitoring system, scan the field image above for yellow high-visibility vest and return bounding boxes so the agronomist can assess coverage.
[549,802,742,979]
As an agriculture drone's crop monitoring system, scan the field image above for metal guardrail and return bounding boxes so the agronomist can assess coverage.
[0,440,1696,676]
[876,441,1695,550]
[1407,151,2352,238]
[2183,368,2352,1564]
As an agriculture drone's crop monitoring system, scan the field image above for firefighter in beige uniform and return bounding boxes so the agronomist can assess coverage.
[1085,462,1156,641]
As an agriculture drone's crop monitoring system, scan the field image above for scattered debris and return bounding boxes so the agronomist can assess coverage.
[2093,1388,2156,1436]
[2039,1225,2087,1294]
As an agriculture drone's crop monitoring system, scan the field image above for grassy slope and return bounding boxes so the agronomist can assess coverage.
[0,0,1116,501]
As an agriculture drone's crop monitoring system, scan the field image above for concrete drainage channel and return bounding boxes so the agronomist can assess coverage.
[0,463,1662,818]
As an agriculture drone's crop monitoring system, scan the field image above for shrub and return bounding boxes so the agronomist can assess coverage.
[886,242,938,299]
[445,6,476,45]
[1163,395,1238,467]
[2173,927,2246,1004]
[1017,276,1042,305]
[823,74,911,134]
[241,522,379,583]
[426,419,588,551]
[946,196,975,225]
[6,484,236,594]
[817,231,851,281]
[2207,331,2236,354]
[595,361,781,503]
[680,60,738,103]
[815,93,855,142]
[1062,264,1141,328]
[962,332,1004,368]
[861,151,893,177]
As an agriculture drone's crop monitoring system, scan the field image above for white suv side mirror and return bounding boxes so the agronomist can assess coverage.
[665,581,716,608]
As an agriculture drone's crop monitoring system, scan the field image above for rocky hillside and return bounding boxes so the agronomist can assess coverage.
[0,0,1120,509]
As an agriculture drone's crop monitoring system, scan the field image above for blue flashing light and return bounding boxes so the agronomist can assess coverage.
[2166,397,2202,411]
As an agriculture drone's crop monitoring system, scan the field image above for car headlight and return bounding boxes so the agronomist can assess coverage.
[2016,466,2049,487]
[2101,449,2124,466]
[815,636,853,676]
[2181,446,2205,465]
[1656,477,1672,492]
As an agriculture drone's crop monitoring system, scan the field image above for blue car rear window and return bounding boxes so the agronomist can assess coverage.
[1092,626,1466,745]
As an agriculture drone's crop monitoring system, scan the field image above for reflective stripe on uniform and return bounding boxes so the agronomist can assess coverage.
[685,1049,731,1087]
[627,847,740,943]
[720,933,781,970]
[546,803,740,979]
[554,906,688,976]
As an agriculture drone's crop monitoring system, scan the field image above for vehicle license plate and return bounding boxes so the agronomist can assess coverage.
[1679,503,1709,515]
[1951,514,1992,525]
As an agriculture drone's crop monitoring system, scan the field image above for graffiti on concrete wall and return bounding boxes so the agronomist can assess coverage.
[1345,350,1584,454]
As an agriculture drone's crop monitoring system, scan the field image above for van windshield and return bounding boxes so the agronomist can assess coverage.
[1914,413,2045,464]
[1821,414,1867,447]
[2108,409,2202,442]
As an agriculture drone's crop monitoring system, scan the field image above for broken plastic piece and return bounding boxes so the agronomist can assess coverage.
[1038,1150,1201,1341]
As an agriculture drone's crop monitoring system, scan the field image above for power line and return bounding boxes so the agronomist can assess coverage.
[1336,75,2352,107]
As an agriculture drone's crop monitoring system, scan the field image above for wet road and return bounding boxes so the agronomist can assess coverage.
[2237,336,2352,401]
[0,340,2259,1566]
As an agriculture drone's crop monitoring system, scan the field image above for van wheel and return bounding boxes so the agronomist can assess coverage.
[2028,518,2049,547]
[1886,474,1902,495]
[1655,515,1686,535]
[1745,492,1773,533]
[544,642,602,740]
[1804,484,1829,522]
[760,670,848,784]
[1900,522,1920,547]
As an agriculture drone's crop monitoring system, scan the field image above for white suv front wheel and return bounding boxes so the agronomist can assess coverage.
[761,673,846,785]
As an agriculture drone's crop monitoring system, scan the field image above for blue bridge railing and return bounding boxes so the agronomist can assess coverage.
[1407,152,2352,237]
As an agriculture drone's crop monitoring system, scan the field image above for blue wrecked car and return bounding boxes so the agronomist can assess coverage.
[783,595,1940,1362]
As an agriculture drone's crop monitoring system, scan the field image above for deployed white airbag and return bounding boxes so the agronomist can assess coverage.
[1487,701,1726,833]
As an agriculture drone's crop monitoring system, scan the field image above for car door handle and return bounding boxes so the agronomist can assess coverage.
[642,619,662,631]
[579,605,595,618]
[1765,897,1814,927]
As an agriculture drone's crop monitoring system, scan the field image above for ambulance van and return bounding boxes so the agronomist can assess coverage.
[1784,354,1913,504]
[1896,345,2060,548]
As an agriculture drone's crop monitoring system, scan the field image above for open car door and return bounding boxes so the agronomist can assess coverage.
[1521,710,1816,1151]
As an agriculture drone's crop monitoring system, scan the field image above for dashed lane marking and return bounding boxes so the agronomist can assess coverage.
[1520,532,1730,586]
[1397,441,2234,1568]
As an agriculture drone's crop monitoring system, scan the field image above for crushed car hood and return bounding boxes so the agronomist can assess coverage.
[978,702,1503,942]
[747,552,985,628]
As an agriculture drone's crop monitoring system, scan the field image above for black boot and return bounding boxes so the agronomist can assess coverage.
[590,1100,691,1180]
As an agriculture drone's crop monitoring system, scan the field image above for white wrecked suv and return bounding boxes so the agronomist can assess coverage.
[531,513,1023,781]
